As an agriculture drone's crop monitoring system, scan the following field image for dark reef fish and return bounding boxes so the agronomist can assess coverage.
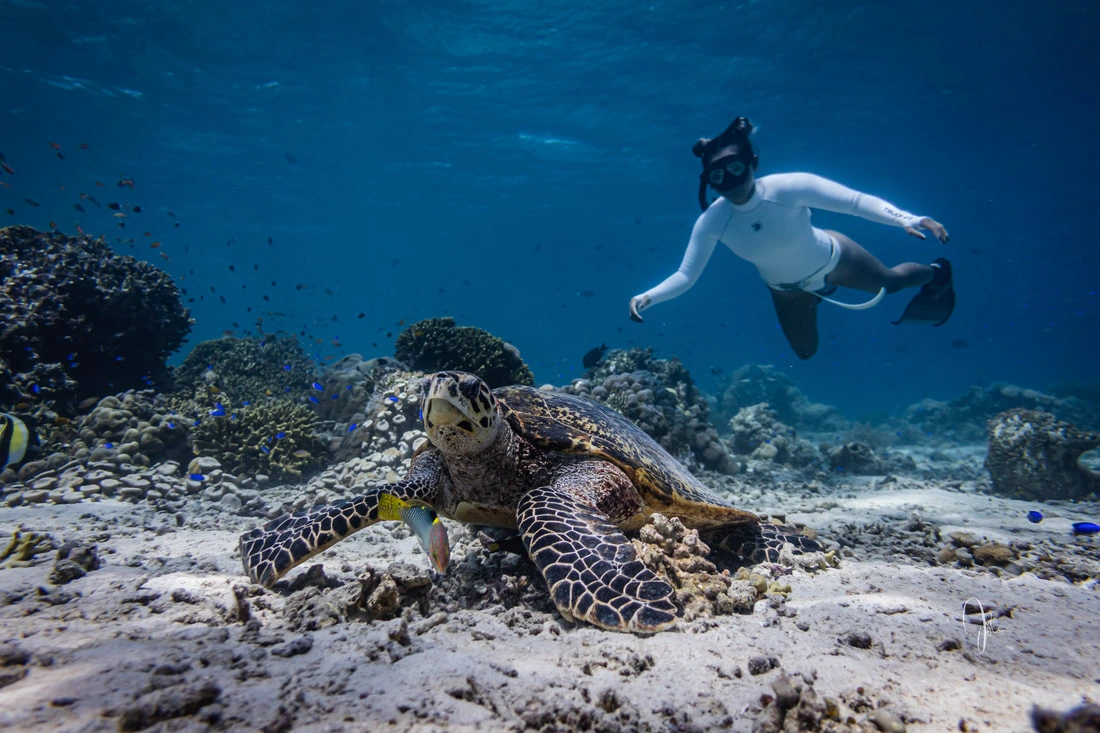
[582,343,608,368]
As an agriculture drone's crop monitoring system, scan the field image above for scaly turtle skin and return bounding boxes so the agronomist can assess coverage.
[240,371,819,633]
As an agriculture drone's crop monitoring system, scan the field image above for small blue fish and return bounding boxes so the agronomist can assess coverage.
[275,432,286,439]
[1071,522,1100,536]
[189,473,205,481]
[348,423,358,432]
[387,395,398,403]
[242,400,251,406]
[312,382,323,391]
[209,405,226,417]
[31,384,40,394]
[105,442,114,449]
[167,422,176,429]
[261,445,271,454]
[283,365,291,371]
[1027,511,1043,524]
[331,394,338,400]
[308,396,319,404]
[193,419,201,427]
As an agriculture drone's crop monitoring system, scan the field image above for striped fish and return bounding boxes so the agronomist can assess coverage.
[1,413,37,471]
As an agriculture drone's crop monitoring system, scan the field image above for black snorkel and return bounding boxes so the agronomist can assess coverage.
[693,116,758,211]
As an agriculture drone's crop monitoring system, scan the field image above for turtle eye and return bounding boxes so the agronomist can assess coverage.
[457,420,474,432]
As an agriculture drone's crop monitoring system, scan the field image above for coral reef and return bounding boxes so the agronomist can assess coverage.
[73,391,192,465]
[727,403,818,468]
[190,399,328,480]
[904,382,1086,444]
[1,389,194,484]
[394,317,533,388]
[172,335,317,405]
[332,370,428,465]
[984,409,1100,501]
[317,354,406,424]
[715,364,846,432]
[0,226,192,404]
[566,347,737,474]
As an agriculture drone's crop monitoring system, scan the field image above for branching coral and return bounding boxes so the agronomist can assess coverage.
[190,399,328,479]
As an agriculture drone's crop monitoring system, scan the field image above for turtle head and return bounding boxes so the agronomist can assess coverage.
[423,372,500,456]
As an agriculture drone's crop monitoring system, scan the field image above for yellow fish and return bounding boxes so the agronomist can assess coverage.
[378,493,450,572]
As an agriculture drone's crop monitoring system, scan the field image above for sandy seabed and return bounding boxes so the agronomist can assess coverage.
[0,449,1097,733]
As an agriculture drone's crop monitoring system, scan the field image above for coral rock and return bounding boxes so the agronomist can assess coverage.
[394,317,533,388]
[985,409,1100,500]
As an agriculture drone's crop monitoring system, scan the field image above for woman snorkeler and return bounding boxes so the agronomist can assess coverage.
[628,116,953,359]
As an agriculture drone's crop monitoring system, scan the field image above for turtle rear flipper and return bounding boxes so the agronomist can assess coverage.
[707,522,822,564]
[240,476,440,587]
[517,484,677,633]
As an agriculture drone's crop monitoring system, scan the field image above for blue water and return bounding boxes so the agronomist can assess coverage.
[2,1,1097,418]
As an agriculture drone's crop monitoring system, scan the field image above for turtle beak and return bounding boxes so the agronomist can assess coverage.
[425,397,462,426]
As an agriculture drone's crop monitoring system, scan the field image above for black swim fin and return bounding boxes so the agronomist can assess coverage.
[892,257,955,327]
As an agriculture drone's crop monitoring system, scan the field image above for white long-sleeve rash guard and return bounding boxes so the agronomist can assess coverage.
[635,172,925,309]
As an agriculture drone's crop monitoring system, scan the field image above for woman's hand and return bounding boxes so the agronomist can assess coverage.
[629,295,650,323]
[905,217,949,244]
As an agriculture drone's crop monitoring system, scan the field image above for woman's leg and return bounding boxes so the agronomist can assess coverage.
[768,287,821,360]
[823,230,934,294]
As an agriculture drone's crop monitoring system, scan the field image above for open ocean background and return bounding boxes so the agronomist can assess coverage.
[1,0,1096,418]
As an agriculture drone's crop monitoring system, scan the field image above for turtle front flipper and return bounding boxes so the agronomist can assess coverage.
[517,484,677,633]
[240,471,444,587]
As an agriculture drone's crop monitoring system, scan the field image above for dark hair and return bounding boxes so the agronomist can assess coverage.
[692,116,755,160]
[694,116,757,210]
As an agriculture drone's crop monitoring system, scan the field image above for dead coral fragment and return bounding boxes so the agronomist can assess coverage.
[632,513,759,620]
[349,562,433,622]
[0,527,56,568]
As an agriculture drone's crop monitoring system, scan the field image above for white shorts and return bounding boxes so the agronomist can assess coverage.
[766,233,842,294]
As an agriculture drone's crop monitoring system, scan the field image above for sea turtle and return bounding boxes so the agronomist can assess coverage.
[240,371,820,632]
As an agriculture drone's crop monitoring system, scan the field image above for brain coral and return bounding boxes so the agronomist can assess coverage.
[394,317,533,388]
[0,226,193,402]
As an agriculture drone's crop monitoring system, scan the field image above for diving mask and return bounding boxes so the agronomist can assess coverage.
[705,155,750,191]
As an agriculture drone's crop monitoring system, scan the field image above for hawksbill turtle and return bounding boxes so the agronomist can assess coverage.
[240,371,820,632]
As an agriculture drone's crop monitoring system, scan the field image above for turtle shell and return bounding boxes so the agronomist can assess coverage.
[495,385,757,528]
